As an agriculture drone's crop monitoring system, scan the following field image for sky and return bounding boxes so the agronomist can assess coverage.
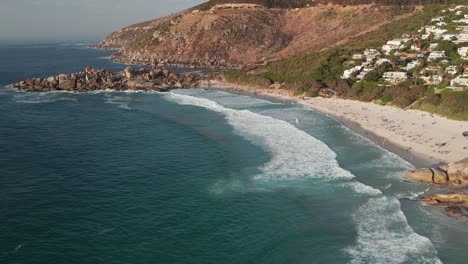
[0,0,206,44]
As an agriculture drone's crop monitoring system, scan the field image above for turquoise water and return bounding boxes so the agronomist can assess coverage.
[0,44,467,263]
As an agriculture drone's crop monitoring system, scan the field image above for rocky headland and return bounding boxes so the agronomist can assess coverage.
[7,66,200,93]
[96,2,418,68]
[406,163,468,219]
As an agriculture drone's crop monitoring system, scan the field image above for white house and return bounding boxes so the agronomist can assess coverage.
[454,33,468,44]
[428,51,446,61]
[352,54,364,60]
[445,66,458,76]
[442,33,458,40]
[383,72,408,84]
[376,58,391,66]
[404,60,420,71]
[342,66,362,79]
[424,26,447,39]
[382,39,404,54]
[450,77,468,87]
[453,18,468,24]
[458,47,468,59]
[421,75,443,85]
[411,43,421,51]
[429,43,439,50]
[362,48,380,61]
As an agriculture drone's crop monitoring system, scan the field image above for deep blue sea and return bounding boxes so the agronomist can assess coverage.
[0,43,467,264]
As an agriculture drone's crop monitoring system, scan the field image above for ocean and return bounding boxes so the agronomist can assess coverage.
[0,43,467,264]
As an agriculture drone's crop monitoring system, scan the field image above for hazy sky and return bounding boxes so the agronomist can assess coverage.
[0,0,205,43]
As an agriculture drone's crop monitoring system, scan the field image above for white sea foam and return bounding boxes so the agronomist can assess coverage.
[166,92,360,182]
[166,92,441,262]
[104,95,132,110]
[174,89,281,109]
[396,188,430,201]
[14,93,77,104]
[346,196,441,264]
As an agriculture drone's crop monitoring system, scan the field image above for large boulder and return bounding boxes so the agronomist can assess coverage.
[433,169,448,184]
[422,194,468,205]
[405,168,434,183]
[441,163,468,185]
[124,66,134,79]
[57,75,77,90]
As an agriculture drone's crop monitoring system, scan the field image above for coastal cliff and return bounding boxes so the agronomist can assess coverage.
[96,2,419,68]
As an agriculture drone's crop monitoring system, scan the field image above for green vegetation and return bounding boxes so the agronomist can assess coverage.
[193,0,467,11]
[220,4,468,120]
[224,70,273,87]
[412,90,468,120]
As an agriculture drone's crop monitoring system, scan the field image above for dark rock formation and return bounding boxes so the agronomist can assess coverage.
[7,66,201,93]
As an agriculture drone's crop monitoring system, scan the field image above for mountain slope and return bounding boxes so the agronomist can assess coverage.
[97,2,422,68]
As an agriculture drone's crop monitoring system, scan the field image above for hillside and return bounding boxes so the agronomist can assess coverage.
[97,2,421,68]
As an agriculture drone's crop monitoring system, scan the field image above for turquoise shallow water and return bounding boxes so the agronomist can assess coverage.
[0,44,467,263]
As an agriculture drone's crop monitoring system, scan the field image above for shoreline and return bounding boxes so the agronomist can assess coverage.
[204,80,468,168]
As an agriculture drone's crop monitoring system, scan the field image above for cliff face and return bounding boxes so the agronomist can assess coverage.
[97,3,418,68]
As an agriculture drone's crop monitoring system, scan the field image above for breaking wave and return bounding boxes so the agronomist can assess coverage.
[345,197,441,264]
[165,91,441,264]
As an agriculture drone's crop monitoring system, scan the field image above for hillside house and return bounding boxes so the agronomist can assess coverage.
[458,47,468,59]
[450,77,468,87]
[376,58,390,66]
[454,33,468,43]
[342,66,362,79]
[404,60,420,71]
[411,43,421,51]
[421,75,443,85]
[364,48,380,60]
[446,66,458,75]
[428,51,446,61]
[429,43,439,50]
[382,39,404,54]
[352,54,364,60]
[383,72,408,84]
[423,26,447,39]
[442,33,458,40]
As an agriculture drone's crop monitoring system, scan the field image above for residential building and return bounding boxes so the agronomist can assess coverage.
[342,66,362,79]
[445,66,458,75]
[421,75,443,85]
[404,60,420,71]
[428,51,446,61]
[442,33,458,40]
[352,54,364,60]
[458,47,468,59]
[454,33,468,44]
[376,58,391,66]
[450,77,468,87]
[383,72,408,84]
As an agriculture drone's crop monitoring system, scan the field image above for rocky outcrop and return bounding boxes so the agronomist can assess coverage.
[406,163,468,186]
[423,193,468,220]
[406,163,468,219]
[7,66,200,93]
[96,4,417,68]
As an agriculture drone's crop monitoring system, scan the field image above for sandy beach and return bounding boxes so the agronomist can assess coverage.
[206,80,468,166]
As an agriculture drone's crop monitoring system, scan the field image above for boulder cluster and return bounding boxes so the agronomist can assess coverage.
[406,162,468,219]
[8,66,200,93]
[406,163,468,186]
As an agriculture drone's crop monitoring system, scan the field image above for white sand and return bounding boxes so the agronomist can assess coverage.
[206,81,468,164]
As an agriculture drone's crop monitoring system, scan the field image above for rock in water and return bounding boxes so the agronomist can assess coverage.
[7,66,201,93]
